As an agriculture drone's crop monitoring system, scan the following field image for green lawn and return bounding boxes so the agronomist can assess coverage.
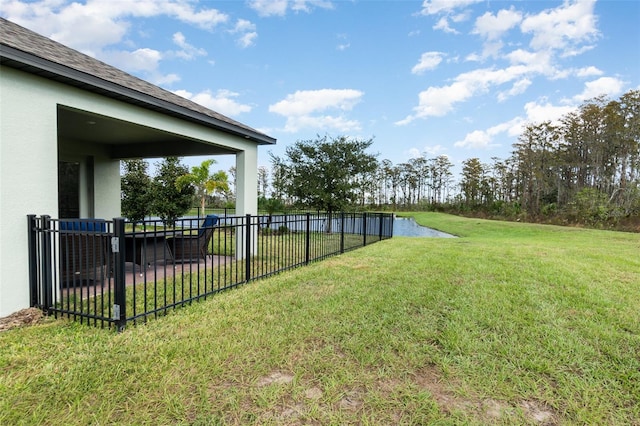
[1,213,639,425]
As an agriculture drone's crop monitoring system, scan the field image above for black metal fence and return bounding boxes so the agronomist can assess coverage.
[28,212,393,330]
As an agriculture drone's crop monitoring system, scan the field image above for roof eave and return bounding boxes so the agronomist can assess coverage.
[0,45,276,146]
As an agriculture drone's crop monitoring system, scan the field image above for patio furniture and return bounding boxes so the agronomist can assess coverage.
[58,219,109,286]
[168,215,218,262]
[124,231,174,274]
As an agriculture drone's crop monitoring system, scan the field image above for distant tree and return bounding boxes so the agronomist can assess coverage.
[460,158,485,206]
[120,159,153,222]
[226,166,237,207]
[176,159,229,217]
[271,135,378,229]
[269,156,290,203]
[152,157,194,226]
[258,196,285,228]
[411,156,430,205]
[430,155,454,203]
[257,166,269,198]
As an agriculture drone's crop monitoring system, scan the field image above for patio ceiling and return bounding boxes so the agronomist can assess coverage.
[57,106,239,159]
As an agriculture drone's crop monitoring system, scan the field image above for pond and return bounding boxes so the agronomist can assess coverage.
[393,217,456,238]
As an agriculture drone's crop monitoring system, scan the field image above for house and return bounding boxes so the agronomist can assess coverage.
[0,18,276,317]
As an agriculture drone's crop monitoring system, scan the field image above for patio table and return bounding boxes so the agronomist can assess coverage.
[124,232,174,273]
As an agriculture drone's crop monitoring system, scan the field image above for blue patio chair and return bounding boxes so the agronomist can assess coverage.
[168,215,218,262]
[58,218,109,285]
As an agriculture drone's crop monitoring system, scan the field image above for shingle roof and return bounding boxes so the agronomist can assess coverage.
[0,18,275,145]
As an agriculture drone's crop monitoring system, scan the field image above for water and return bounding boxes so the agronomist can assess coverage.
[393,217,456,238]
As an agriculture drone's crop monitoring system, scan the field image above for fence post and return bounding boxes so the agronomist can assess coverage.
[27,215,39,307]
[362,212,368,246]
[305,213,311,265]
[340,212,345,254]
[40,215,53,312]
[379,213,384,240]
[245,214,251,282]
[391,213,394,237]
[113,218,127,331]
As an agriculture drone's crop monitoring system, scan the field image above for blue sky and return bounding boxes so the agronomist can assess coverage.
[2,0,639,179]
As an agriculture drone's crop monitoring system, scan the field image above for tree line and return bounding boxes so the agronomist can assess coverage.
[121,90,638,230]
[454,90,639,227]
[266,90,639,229]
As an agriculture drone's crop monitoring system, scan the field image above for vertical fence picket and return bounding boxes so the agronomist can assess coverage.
[363,212,368,246]
[340,212,345,254]
[113,218,127,332]
[305,213,311,265]
[245,214,251,282]
[41,215,53,313]
[27,215,39,307]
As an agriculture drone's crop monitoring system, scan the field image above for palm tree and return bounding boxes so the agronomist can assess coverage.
[177,159,229,217]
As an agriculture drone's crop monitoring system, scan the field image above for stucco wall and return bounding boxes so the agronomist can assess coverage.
[1,68,59,317]
[0,66,259,317]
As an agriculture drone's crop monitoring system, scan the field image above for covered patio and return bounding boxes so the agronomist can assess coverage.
[0,18,275,317]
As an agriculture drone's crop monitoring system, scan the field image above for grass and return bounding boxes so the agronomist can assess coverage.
[56,230,376,325]
[2,213,639,424]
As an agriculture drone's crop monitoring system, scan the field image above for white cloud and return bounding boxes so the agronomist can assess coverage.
[401,14,606,126]
[465,52,481,62]
[575,66,603,77]
[171,32,207,60]
[422,144,447,156]
[524,100,576,124]
[397,65,532,124]
[1,0,229,84]
[160,1,228,29]
[419,0,483,16]
[101,48,162,73]
[269,89,363,132]
[420,0,478,33]
[520,0,599,55]
[496,117,527,138]
[454,130,493,149]
[497,78,532,102]
[248,0,333,17]
[2,0,228,49]
[412,52,444,75]
[234,18,256,33]
[174,89,252,117]
[150,72,181,86]
[433,16,458,34]
[249,0,288,17]
[572,76,625,102]
[270,89,363,116]
[454,117,523,149]
[237,32,258,48]
[407,148,423,158]
[99,47,177,85]
[231,19,258,48]
[291,0,334,13]
[473,7,522,40]
[479,40,505,60]
[467,12,519,59]
[505,49,553,73]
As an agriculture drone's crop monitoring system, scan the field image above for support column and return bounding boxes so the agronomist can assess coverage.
[235,149,258,216]
[234,149,258,259]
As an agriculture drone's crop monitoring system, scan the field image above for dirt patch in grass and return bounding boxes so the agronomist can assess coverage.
[257,371,295,387]
[0,308,45,332]
[414,365,558,424]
